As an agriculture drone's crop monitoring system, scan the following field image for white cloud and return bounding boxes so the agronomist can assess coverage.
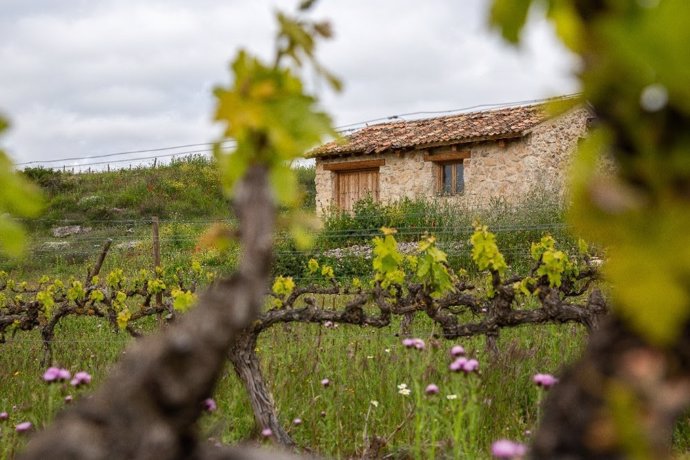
[0,0,578,167]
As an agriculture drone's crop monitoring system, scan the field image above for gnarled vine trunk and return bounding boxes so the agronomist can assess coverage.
[228,332,294,446]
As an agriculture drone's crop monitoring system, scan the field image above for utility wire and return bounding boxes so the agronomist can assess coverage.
[15,94,582,169]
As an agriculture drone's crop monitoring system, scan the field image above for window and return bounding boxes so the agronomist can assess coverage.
[439,161,464,195]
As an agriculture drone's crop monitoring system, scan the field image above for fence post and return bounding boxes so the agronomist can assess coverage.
[152,217,163,318]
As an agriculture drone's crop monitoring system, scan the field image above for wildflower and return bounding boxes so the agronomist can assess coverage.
[203,398,217,412]
[261,428,273,438]
[0,412,8,421]
[533,373,558,389]
[57,368,71,381]
[320,411,326,418]
[70,371,92,387]
[15,421,32,433]
[323,321,334,329]
[64,395,73,404]
[42,367,62,382]
[293,418,302,426]
[463,359,479,373]
[370,400,379,408]
[401,338,425,350]
[384,348,391,353]
[450,345,466,357]
[321,378,330,388]
[397,383,411,396]
[425,384,439,395]
[446,394,458,400]
[491,439,527,459]
[449,357,467,372]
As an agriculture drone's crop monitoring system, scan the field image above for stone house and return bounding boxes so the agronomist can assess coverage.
[308,101,592,215]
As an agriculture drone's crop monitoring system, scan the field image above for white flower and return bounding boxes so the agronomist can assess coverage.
[370,400,379,408]
[397,383,408,390]
[384,348,391,353]
[397,383,411,396]
[446,394,458,400]
[367,355,374,359]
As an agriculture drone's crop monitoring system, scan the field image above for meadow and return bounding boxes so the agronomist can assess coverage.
[2,160,688,459]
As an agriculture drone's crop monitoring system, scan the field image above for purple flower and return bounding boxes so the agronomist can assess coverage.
[42,367,61,382]
[261,428,273,437]
[463,359,479,373]
[449,357,467,372]
[321,378,330,388]
[70,371,92,387]
[450,357,479,373]
[0,411,8,421]
[203,398,217,412]
[293,418,302,426]
[491,439,526,458]
[57,368,71,381]
[402,338,425,350]
[533,373,558,389]
[15,421,32,433]
[450,345,466,357]
[64,395,73,404]
[425,384,439,395]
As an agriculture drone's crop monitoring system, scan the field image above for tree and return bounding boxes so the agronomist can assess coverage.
[18,4,338,459]
[491,0,690,457]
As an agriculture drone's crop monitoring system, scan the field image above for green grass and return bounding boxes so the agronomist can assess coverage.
[0,302,587,459]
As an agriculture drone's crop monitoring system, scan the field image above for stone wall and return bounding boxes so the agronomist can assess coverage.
[315,106,590,215]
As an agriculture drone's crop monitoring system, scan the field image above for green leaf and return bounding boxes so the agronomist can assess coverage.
[0,216,27,258]
[489,0,533,44]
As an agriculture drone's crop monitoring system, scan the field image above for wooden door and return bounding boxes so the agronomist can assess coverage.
[336,169,380,211]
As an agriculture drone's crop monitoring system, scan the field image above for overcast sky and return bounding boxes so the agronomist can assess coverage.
[0,0,579,169]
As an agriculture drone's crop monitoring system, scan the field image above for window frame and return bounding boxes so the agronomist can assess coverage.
[436,160,465,196]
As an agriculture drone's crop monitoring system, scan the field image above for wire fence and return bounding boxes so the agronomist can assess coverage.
[1,213,577,282]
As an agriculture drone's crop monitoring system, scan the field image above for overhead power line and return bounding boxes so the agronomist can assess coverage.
[15,94,582,170]
[16,140,236,167]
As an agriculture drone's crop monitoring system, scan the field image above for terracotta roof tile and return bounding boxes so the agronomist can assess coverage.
[308,102,549,158]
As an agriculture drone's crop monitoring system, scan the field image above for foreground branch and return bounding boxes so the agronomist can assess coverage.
[21,166,278,460]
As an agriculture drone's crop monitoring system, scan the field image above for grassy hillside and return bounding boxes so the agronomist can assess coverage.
[22,156,316,226]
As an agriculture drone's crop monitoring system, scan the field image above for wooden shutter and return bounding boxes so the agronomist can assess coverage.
[336,169,380,212]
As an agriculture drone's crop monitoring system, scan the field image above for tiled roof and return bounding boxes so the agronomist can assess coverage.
[308,102,550,158]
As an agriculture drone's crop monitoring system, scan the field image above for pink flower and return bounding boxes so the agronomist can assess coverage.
[321,378,330,388]
[57,368,71,381]
[64,395,73,404]
[43,367,71,383]
[533,373,558,389]
[15,421,32,433]
[261,428,273,437]
[449,357,467,372]
[491,439,527,458]
[70,371,92,387]
[450,345,466,357]
[450,357,479,373]
[425,384,439,395]
[42,367,61,382]
[203,398,217,412]
[0,411,8,421]
[463,359,479,373]
[293,418,302,426]
[402,338,426,350]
